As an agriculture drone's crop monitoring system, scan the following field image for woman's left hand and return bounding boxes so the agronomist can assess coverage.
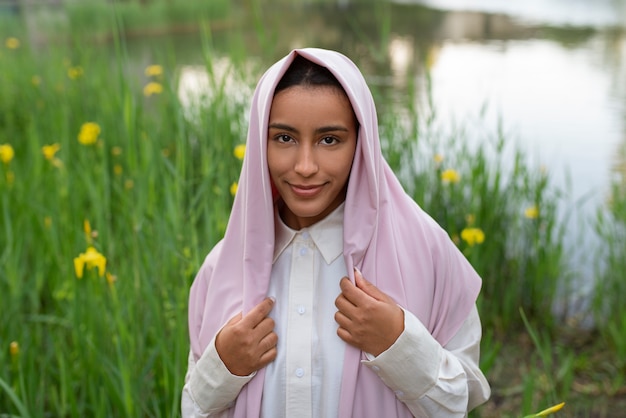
[334,268,405,356]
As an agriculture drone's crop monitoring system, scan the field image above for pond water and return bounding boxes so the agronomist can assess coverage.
[123,0,625,296]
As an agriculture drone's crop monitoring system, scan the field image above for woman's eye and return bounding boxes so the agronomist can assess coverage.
[320,136,338,145]
[276,134,293,143]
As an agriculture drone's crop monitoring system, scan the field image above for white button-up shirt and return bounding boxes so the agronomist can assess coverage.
[182,204,490,417]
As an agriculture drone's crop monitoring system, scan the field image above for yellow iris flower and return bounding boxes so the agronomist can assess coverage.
[0,144,15,164]
[524,205,539,219]
[74,246,107,279]
[144,64,163,77]
[234,144,246,160]
[5,37,20,49]
[9,341,19,357]
[42,143,61,160]
[460,227,485,247]
[441,168,460,183]
[143,82,163,97]
[67,66,84,80]
[523,402,565,417]
[78,122,101,145]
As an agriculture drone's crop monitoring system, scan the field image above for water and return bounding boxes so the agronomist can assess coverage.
[125,0,625,296]
[380,0,626,304]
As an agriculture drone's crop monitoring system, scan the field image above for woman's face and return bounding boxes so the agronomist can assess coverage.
[267,85,357,230]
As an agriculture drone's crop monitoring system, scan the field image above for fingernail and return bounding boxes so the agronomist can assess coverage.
[268,296,276,303]
[354,267,362,277]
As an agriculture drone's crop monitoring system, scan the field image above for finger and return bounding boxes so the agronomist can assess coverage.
[225,312,243,326]
[335,294,356,318]
[258,346,278,368]
[259,331,278,354]
[354,268,388,302]
[336,326,353,345]
[339,277,365,306]
[334,310,352,328]
[254,316,276,336]
[242,297,275,328]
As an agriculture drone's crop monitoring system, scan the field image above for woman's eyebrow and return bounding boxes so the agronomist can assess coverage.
[268,122,298,133]
[315,125,349,134]
[268,123,349,135]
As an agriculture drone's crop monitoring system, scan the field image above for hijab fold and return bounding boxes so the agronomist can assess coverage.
[188,48,482,418]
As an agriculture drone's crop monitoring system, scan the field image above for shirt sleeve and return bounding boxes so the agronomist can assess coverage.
[181,337,255,418]
[361,305,490,417]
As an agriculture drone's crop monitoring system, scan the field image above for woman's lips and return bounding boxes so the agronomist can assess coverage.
[289,183,324,198]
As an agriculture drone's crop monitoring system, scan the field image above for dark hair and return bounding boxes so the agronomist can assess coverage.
[274,55,345,94]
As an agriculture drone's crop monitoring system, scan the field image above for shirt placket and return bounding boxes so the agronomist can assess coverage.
[285,232,314,418]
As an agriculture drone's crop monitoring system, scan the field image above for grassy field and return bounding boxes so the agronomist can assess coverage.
[1,1,625,416]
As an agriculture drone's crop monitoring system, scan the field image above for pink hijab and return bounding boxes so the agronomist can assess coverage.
[188,48,482,417]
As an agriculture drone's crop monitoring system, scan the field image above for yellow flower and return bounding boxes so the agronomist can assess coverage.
[42,143,63,169]
[73,246,107,278]
[31,75,42,86]
[113,164,123,176]
[9,341,19,357]
[111,146,122,156]
[441,168,460,184]
[460,227,485,247]
[44,216,52,229]
[124,179,134,190]
[5,37,20,49]
[234,144,246,160]
[78,122,101,145]
[42,143,61,161]
[465,214,475,226]
[5,170,14,185]
[0,144,15,164]
[144,64,163,77]
[524,205,539,219]
[83,219,93,245]
[105,272,117,286]
[523,402,565,417]
[230,182,238,196]
[434,154,444,164]
[143,82,163,97]
[67,66,84,80]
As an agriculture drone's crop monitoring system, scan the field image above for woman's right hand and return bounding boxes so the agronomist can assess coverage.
[215,297,278,376]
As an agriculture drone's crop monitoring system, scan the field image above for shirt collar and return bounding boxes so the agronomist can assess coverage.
[273,203,345,265]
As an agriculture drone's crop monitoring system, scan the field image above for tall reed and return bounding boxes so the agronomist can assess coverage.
[593,152,626,383]
[379,98,569,336]
[0,20,245,416]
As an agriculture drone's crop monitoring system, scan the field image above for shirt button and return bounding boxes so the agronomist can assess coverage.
[299,247,307,256]
[301,232,310,239]
[295,368,305,378]
[297,305,306,315]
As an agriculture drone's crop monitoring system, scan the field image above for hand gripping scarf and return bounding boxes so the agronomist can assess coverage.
[188,48,482,417]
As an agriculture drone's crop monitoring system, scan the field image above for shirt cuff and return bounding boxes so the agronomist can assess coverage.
[361,307,442,400]
[187,337,255,413]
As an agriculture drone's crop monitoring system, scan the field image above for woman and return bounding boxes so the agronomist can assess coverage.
[182,48,490,418]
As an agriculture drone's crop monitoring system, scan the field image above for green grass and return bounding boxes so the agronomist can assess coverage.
[1,4,625,417]
[0,23,245,417]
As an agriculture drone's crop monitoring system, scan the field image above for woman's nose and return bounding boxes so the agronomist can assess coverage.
[294,145,319,177]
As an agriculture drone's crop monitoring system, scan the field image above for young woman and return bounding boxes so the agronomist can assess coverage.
[182,48,490,418]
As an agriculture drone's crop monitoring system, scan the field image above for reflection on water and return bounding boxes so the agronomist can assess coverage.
[177,61,252,113]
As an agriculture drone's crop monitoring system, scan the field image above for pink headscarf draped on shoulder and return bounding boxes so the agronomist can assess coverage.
[188,48,482,417]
